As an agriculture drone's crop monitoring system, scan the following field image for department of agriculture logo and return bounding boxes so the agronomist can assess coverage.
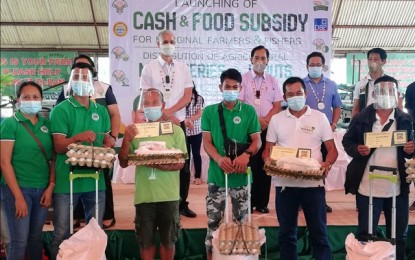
[233,116,241,124]
[313,0,329,11]
[113,22,128,37]
[312,38,329,53]
[40,125,49,133]
[92,113,100,121]
[112,0,128,14]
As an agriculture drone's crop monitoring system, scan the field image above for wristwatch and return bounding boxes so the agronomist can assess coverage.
[244,149,254,157]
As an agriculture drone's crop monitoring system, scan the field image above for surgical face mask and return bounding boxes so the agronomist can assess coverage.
[368,62,381,73]
[308,66,323,79]
[376,95,396,109]
[252,63,267,73]
[222,90,239,102]
[287,96,306,111]
[72,81,93,96]
[143,106,163,121]
[19,100,42,115]
[160,44,175,56]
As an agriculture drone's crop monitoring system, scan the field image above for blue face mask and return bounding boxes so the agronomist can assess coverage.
[308,66,323,79]
[72,81,93,96]
[19,101,42,115]
[222,90,239,102]
[287,96,306,111]
[143,106,163,121]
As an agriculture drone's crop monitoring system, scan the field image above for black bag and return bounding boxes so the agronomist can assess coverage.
[218,104,249,160]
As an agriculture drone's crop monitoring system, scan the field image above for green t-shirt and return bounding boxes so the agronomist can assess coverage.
[0,112,53,188]
[201,101,260,188]
[130,124,187,205]
[50,96,110,193]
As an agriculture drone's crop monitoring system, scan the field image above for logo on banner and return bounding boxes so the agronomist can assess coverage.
[112,70,129,86]
[112,0,128,14]
[113,22,128,37]
[111,46,129,61]
[313,0,329,11]
[312,38,329,53]
[314,18,328,31]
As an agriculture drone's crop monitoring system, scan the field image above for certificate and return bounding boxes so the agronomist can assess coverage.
[270,146,298,160]
[364,132,393,148]
[135,122,160,138]
[392,130,407,146]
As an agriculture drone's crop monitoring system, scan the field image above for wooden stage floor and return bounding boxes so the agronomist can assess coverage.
[59,182,414,231]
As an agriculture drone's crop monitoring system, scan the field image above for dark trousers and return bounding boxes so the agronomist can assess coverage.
[251,130,271,209]
[186,133,202,179]
[276,186,331,260]
[179,121,191,210]
[74,168,115,220]
[356,192,408,260]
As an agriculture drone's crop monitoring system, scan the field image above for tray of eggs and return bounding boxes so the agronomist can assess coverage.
[65,144,116,169]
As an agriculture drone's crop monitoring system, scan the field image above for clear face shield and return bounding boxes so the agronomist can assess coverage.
[66,67,94,97]
[373,81,398,109]
[137,89,164,122]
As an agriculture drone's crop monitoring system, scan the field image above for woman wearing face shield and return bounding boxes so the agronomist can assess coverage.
[49,63,112,260]
[343,75,415,260]
[0,81,55,259]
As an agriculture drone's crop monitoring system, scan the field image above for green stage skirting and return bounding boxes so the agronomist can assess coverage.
[42,225,415,260]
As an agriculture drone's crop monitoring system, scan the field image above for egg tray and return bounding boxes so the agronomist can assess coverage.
[127,153,186,166]
[65,143,116,169]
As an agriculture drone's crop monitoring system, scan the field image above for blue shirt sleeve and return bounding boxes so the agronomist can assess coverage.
[105,86,118,105]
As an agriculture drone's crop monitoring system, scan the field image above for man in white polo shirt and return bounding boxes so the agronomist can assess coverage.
[140,30,196,218]
[263,77,338,259]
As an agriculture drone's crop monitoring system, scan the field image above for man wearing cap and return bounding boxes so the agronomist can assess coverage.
[343,75,414,260]
[49,62,112,259]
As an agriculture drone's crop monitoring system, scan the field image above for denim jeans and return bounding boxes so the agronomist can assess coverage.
[49,191,105,260]
[356,192,408,260]
[275,186,331,260]
[1,185,48,260]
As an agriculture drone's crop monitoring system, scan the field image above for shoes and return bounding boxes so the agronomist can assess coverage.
[180,208,197,218]
[102,219,116,229]
[194,178,202,185]
[256,207,269,214]
[326,204,333,213]
[410,202,415,211]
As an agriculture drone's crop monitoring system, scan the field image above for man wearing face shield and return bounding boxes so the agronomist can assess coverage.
[238,45,283,214]
[118,89,187,260]
[351,48,404,118]
[343,75,415,260]
[140,30,196,218]
[49,62,112,260]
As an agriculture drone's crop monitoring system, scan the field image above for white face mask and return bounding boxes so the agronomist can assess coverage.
[160,44,175,56]
[252,63,267,73]
[368,61,381,73]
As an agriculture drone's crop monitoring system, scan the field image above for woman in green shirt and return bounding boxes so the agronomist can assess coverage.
[0,81,55,260]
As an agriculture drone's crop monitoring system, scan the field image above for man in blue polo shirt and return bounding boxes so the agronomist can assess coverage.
[303,51,342,213]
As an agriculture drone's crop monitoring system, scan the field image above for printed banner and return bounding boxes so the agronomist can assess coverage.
[109,0,332,125]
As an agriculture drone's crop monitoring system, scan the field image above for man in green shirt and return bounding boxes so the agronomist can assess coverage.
[201,68,261,258]
[49,62,112,260]
[118,88,187,260]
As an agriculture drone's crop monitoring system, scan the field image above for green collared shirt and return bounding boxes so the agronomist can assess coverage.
[201,101,260,188]
[50,96,110,193]
[0,111,53,188]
